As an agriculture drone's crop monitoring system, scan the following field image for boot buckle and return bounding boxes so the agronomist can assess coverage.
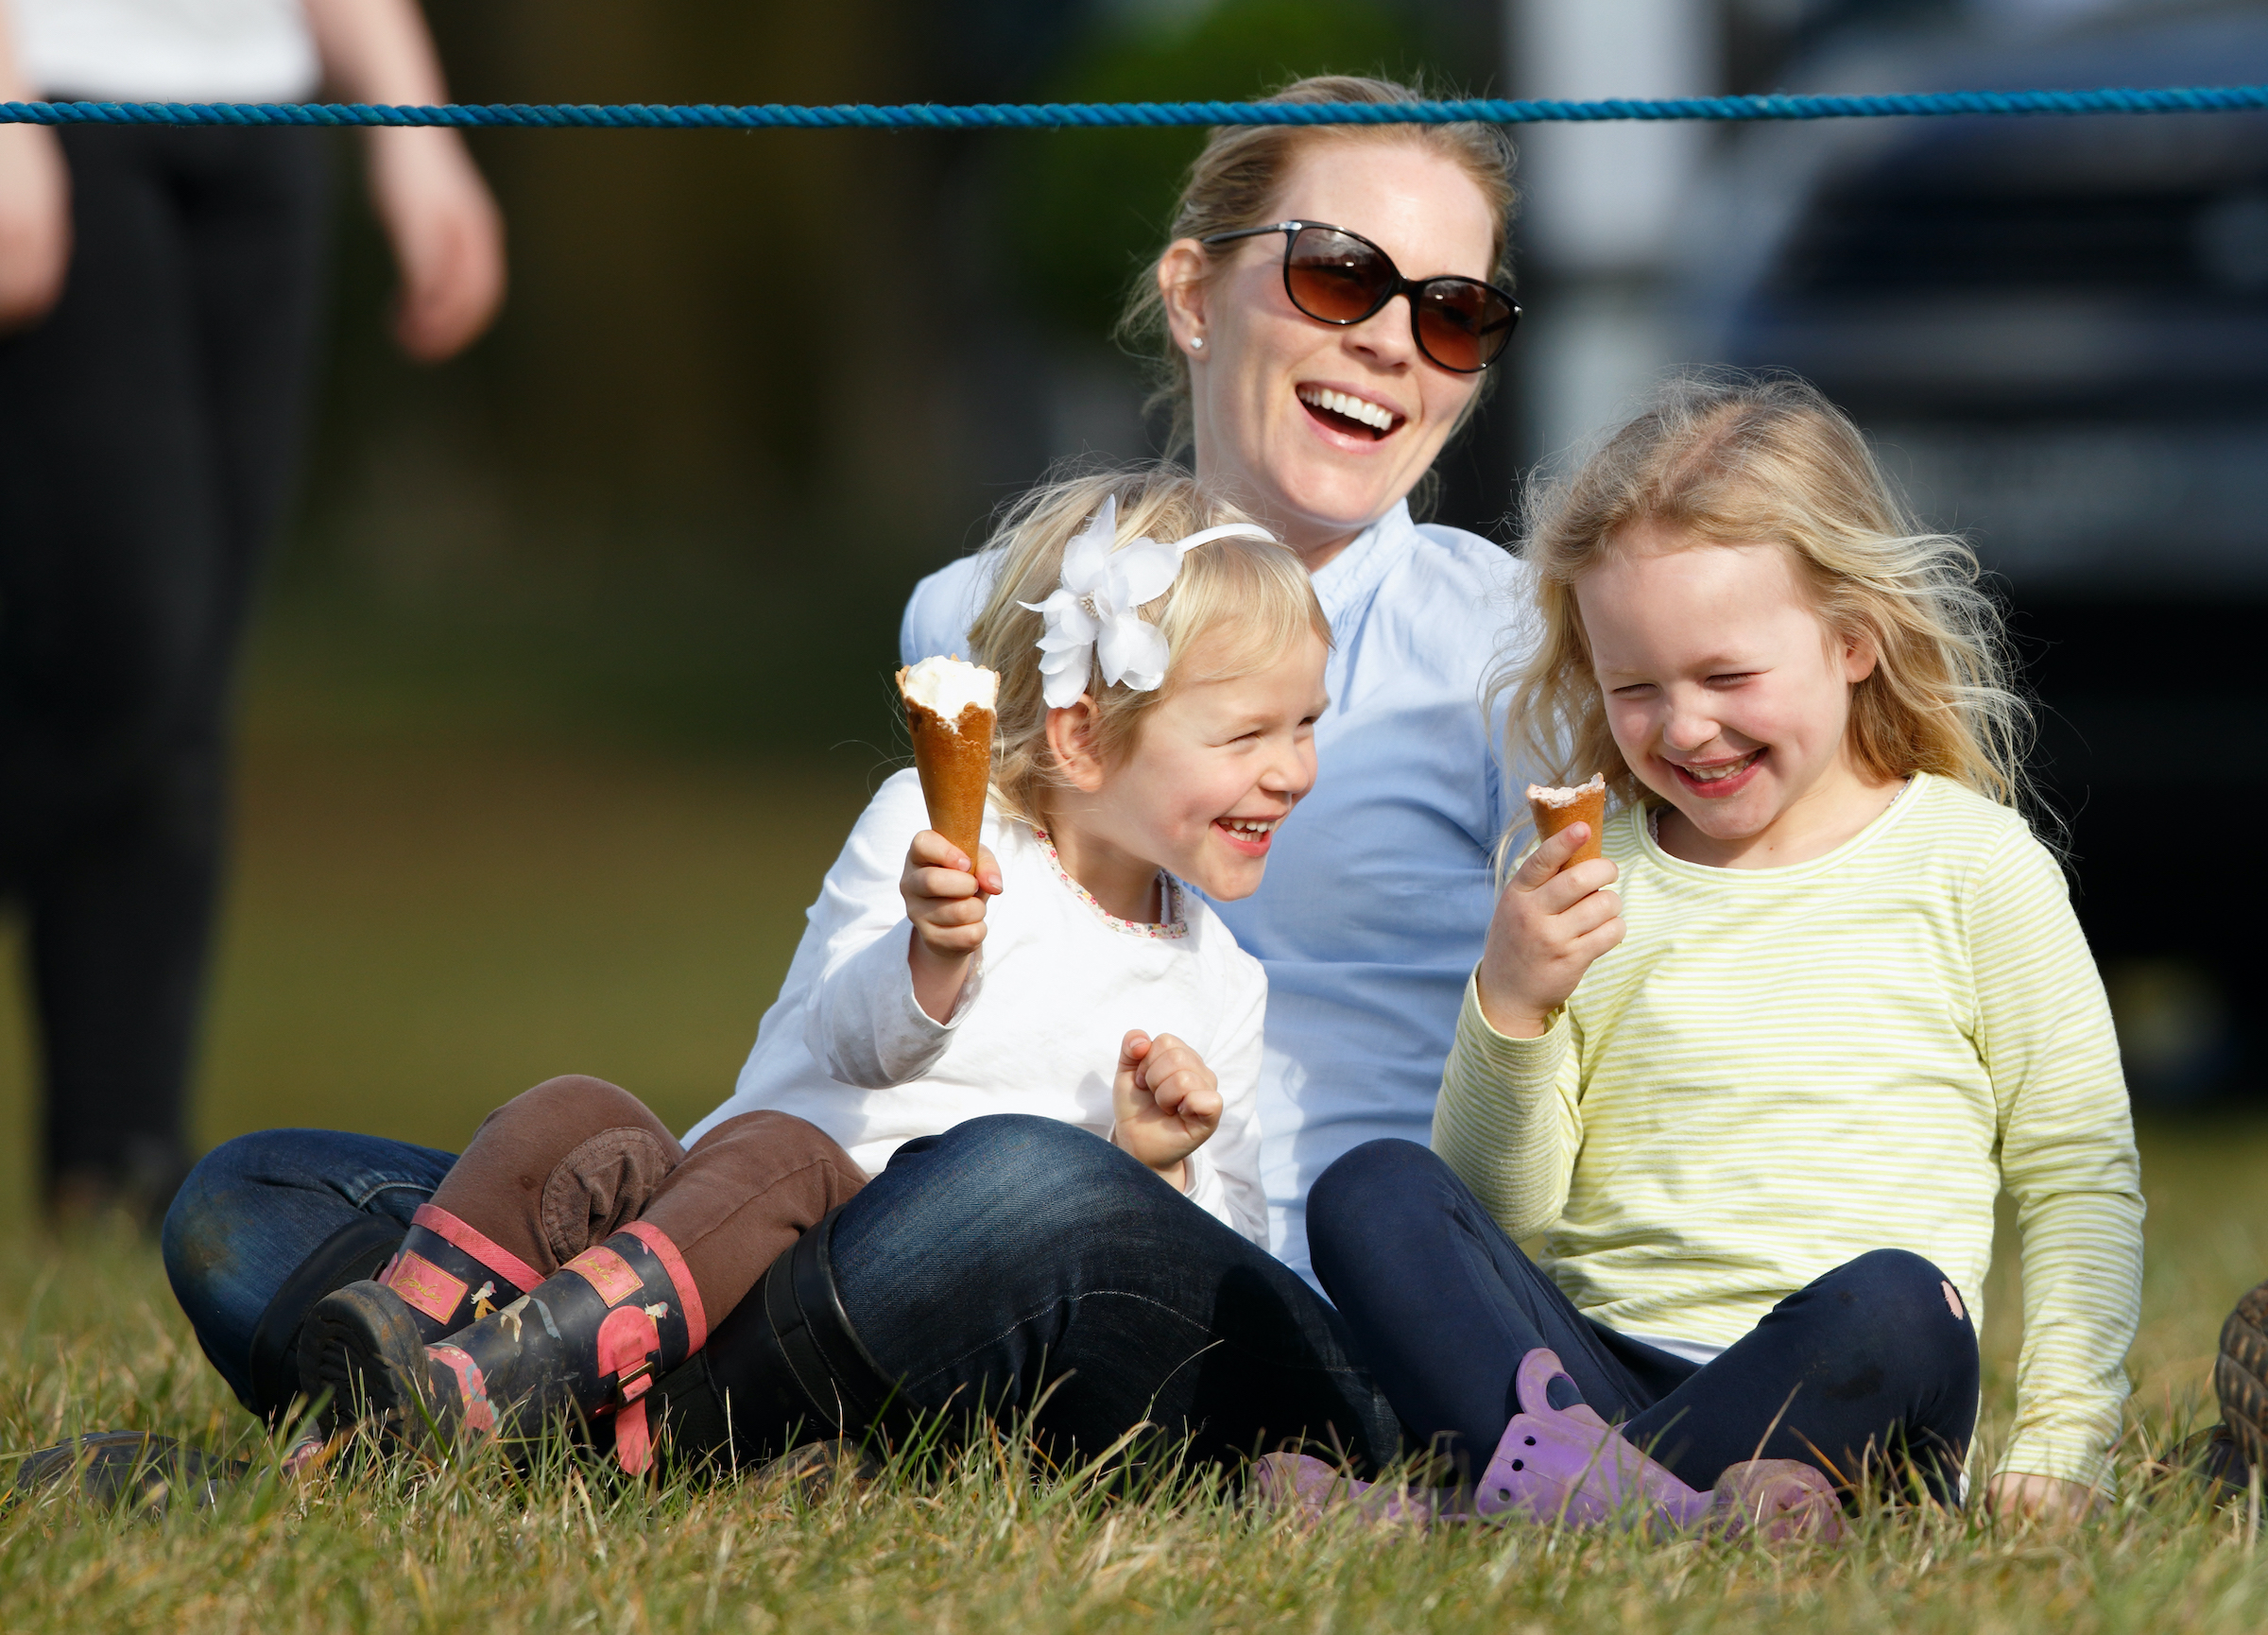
[610,1356,659,1409]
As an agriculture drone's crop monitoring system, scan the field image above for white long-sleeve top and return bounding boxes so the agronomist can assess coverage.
[685,768,1271,1244]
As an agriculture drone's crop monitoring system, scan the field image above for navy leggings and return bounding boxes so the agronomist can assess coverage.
[1308,1141,1979,1498]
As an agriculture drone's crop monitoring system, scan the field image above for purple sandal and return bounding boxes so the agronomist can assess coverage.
[1472,1348,1714,1526]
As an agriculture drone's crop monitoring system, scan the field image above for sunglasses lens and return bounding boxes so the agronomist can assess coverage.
[1284,227,1393,323]
[1415,280,1518,372]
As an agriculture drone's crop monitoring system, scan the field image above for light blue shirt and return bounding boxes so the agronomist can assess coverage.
[899,501,1539,1285]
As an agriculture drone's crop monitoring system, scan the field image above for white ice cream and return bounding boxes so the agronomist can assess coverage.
[900,654,998,720]
[1527,773,1606,807]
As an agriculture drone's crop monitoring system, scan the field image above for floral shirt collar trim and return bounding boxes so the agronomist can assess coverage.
[1030,828,1189,939]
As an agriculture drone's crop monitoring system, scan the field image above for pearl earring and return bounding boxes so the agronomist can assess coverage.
[1190,336,1205,350]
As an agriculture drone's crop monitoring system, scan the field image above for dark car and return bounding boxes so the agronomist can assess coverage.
[1692,6,2268,1099]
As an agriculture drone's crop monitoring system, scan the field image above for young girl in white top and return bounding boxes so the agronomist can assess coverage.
[687,466,1332,1238]
[299,466,1329,1463]
[1294,373,2143,1529]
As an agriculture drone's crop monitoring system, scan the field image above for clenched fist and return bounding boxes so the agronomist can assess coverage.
[1111,1030,1220,1191]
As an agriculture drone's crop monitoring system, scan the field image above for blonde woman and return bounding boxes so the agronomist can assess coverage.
[905,75,1538,1284]
[165,74,1532,1473]
[1304,373,2142,1524]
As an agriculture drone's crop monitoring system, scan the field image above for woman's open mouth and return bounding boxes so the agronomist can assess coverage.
[1214,816,1280,856]
[1297,384,1402,442]
[1667,749,1762,800]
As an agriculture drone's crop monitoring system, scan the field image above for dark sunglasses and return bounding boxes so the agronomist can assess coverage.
[1198,219,1521,374]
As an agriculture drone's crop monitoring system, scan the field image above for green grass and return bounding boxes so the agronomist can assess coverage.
[3,696,2268,1629]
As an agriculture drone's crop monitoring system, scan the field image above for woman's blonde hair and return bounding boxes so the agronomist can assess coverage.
[1498,370,2033,824]
[1119,74,1520,462]
[966,463,1331,826]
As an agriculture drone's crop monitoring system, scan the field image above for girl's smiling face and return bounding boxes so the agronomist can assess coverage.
[1043,627,1331,917]
[1577,525,1899,869]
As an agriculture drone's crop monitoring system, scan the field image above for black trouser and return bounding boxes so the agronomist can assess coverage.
[1308,1141,1979,1499]
[0,126,329,1197]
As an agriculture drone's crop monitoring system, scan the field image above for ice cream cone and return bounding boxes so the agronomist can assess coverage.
[898,657,999,868]
[1527,774,1606,865]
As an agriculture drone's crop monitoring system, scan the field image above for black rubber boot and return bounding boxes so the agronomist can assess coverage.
[375,1202,541,1342]
[2217,1278,2268,1478]
[301,1221,705,1473]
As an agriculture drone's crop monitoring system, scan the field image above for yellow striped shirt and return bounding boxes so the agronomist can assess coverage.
[1433,772,2143,1489]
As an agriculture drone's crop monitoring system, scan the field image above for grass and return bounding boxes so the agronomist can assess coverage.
[3,676,2268,1629]
[1,1209,2266,1635]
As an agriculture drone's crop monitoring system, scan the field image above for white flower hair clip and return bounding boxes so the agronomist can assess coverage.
[1021,495,1276,710]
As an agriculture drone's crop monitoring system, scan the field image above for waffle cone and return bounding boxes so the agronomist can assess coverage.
[902,697,995,867]
[1527,778,1606,865]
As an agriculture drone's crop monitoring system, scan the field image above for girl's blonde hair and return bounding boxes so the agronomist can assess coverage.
[1499,371,2032,821]
[966,464,1331,825]
[1119,74,1520,462]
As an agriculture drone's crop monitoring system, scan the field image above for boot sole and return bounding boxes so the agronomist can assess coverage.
[2217,1278,2268,1478]
[300,1280,438,1441]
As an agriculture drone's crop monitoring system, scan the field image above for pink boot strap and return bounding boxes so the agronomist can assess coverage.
[620,1220,708,1351]
[595,1303,663,1475]
[408,1203,543,1295]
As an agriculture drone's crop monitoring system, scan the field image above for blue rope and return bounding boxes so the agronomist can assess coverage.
[2,85,2267,129]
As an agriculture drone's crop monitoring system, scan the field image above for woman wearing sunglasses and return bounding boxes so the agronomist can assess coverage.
[150,76,1526,1483]
[900,74,1530,1285]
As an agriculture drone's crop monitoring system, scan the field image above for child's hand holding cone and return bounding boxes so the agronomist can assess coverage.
[898,656,1001,1024]
[1477,775,1622,1039]
[899,656,998,869]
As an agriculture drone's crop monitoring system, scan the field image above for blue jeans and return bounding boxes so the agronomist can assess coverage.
[165,1114,1400,1468]
[1308,1141,1979,1497]
[163,1127,456,1407]
[704,1114,1399,1466]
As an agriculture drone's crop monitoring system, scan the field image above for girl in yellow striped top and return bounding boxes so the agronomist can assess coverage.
[1305,372,2142,1523]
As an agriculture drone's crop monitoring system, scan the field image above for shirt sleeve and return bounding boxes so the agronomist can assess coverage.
[801,777,983,1089]
[1969,826,2146,1491]
[1430,974,1584,1242]
[1183,945,1270,1246]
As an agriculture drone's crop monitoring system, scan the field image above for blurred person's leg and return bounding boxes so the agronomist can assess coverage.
[0,125,327,1222]
[163,1127,455,1415]
[696,1114,1400,1472]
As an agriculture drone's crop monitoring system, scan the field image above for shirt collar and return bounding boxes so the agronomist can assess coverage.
[1308,500,1417,628]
